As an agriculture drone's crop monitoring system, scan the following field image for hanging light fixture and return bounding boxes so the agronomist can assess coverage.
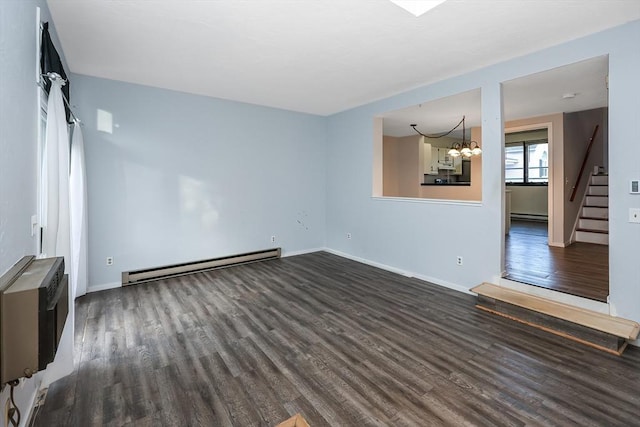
[446,116,481,158]
[412,115,482,157]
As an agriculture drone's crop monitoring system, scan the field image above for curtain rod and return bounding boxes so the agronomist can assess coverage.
[39,72,81,125]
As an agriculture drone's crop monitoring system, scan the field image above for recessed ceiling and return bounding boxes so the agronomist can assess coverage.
[46,0,639,115]
[383,55,609,137]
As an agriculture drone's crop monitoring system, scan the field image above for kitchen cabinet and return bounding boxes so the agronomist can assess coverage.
[432,147,462,174]
[436,148,455,170]
[423,142,439,175]
[424,144,463,175]
[452,156,462,175]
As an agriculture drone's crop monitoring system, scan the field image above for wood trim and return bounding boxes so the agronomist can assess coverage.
[504,120,557,246]
[276,414,311,427]
[472,283,639,339]
[569,125,599,202]
[476,305,625,356]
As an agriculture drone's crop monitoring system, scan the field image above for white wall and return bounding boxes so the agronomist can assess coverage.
[509,186,548,218]
[326,20,640,325]
[70,75,327,290]
[0,1,73,425]
[607,22,640,322]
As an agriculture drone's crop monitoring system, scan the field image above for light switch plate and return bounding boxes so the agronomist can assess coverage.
[630,208,640,223]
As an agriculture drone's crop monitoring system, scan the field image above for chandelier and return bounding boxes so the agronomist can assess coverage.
[410,115,482,157]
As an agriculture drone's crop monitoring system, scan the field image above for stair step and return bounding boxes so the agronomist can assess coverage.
[471,283,639,355]
[585,195,608,207]
[591,175,608,185]
[588,185,608,196]
[582,206,608,219]
[575,230,609,245]
[578,218,608,231]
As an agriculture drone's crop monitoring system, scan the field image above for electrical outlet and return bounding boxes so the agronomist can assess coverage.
[630,208,640,224]
[106,256,114,266]
[271,236,276,243]
[456,256,463,266]
[346,233,352,239]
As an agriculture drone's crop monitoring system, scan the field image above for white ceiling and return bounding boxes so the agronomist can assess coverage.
[47,0,640,116]
[383,55,609,137]
[382,88,481,137]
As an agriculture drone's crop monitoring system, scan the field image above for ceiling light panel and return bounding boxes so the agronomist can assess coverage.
[388,0,447,17]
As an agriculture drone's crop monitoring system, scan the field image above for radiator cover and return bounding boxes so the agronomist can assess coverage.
[0,256,68,385]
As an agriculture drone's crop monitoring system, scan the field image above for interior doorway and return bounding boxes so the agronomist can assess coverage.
[500,56,610,302]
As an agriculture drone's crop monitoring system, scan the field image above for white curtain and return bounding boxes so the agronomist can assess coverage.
[70,122,88,297]
[42,77,71,274]
[41,75,75,387]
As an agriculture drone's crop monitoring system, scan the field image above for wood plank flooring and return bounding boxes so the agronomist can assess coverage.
[504,220,609,302]
[34,252,638,426]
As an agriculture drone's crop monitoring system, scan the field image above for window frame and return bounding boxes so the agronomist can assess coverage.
[505,139,549,186]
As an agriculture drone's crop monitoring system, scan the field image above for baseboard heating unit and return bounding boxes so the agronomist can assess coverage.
[122,248,281,285]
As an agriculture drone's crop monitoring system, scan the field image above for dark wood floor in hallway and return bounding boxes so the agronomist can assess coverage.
[504,220,609,302]
[35,252,638,426]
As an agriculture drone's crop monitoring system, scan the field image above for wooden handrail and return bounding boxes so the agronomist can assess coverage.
[569,125,599,202]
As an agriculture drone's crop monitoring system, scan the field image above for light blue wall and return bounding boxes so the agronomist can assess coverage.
[0,0,73,422]
[0,0,43,276]
[70,75,327,289]
[326,20,640,323]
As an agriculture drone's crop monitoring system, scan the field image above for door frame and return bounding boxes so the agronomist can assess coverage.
[503,121,555,245]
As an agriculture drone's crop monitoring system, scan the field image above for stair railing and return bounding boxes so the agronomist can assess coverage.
[569,125,599,202]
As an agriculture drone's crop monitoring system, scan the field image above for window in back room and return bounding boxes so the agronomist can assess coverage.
[505,129,548,185]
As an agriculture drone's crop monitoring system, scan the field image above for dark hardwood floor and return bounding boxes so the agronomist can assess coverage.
[504,220,609,302]
[35,252,638,426]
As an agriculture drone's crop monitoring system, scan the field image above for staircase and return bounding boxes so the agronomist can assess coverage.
[575,173,608,245]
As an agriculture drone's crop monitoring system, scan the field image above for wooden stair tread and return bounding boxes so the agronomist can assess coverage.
[576,228,608,234]
[471,283,639,340]
[580,216,608,221]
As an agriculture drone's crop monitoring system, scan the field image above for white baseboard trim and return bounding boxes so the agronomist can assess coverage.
[322,248,472,295]
[411,272,473,295]
[86,249,322,294]
[511,213,548,221]
[87,281,121,293]
[282,247,325,258]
